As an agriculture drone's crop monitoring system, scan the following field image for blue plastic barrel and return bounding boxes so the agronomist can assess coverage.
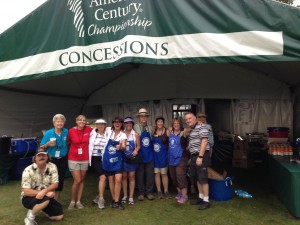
[208,176,233,201]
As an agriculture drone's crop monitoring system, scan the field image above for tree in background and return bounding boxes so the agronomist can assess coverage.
[276,0,294,4]
[275,0,300,7]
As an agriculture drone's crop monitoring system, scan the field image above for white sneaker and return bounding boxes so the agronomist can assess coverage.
[68,201,75,209]
[76,201,84,209]
[24,217,37,225]
[92,196,99,204]
[98,199,105,209]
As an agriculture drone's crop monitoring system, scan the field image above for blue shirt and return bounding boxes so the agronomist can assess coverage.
[41,128,68,158]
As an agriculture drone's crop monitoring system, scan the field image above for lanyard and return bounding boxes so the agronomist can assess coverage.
[139,124,147,133]
[94,133,106,154]
[53,130,63,149]
[95,133,105,144]
[76,127,85,147]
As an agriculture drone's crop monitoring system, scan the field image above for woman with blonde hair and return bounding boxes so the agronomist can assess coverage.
[67,115,92,209]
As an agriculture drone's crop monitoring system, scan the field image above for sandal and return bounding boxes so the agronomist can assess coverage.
[121,196,128,204]
[128,198,134,205]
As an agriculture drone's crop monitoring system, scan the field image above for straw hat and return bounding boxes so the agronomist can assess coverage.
[136,108,150,117]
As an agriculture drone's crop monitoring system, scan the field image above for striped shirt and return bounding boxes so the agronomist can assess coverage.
[188,124,210,155]
[92,133,107,157]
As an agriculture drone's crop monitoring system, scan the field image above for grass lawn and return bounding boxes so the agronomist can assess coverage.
[0,164,299,225]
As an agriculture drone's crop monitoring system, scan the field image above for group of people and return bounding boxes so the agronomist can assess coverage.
[20,108,214,225]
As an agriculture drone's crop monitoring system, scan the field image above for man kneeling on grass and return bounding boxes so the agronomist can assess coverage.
[21,148,64,225]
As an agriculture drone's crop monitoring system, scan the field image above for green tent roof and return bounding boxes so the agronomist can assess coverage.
[1,0,300,85]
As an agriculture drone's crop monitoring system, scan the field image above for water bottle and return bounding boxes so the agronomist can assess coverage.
[235,189,252,198]
[240,193,252,198]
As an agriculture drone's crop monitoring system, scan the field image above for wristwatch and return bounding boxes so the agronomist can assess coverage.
[198,155,203,159]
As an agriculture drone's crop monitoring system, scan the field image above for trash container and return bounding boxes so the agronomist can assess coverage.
[208,176,233,201]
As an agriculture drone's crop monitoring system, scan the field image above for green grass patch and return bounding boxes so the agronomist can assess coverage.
[0,167,299,225]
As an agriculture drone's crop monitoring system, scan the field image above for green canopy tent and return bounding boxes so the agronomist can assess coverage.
[0,0,299,138]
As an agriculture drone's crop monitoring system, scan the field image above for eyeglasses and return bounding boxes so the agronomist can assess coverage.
[198,116,206,118]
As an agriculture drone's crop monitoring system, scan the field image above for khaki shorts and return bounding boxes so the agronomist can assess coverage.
[68,160,89,171]
[154,166,168,175]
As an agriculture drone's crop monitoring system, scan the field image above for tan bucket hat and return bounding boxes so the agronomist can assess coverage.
[136,108,150,116]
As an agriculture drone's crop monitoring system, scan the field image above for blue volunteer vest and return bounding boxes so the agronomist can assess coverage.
[123,139,139,172]
[102,139,123,172]
[152,136,168,168]
[168,133,183,166]
[139,130,154,163]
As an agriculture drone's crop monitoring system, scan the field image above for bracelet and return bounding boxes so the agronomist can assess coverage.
[198,155,203,159]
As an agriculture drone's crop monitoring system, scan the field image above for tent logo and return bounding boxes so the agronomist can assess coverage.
[67,0,85,38]
[67,0,152,38]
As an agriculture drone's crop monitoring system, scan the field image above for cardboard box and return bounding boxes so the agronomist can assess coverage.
[232,158,252,169]
[233,149,248,159]
[234,140,248,151]
[208,167,225,179]
[233,140,249,159]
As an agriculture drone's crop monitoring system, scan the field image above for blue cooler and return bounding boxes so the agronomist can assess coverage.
[11,156,33,180]
[208,177,233,201]
[11,138,38,154]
